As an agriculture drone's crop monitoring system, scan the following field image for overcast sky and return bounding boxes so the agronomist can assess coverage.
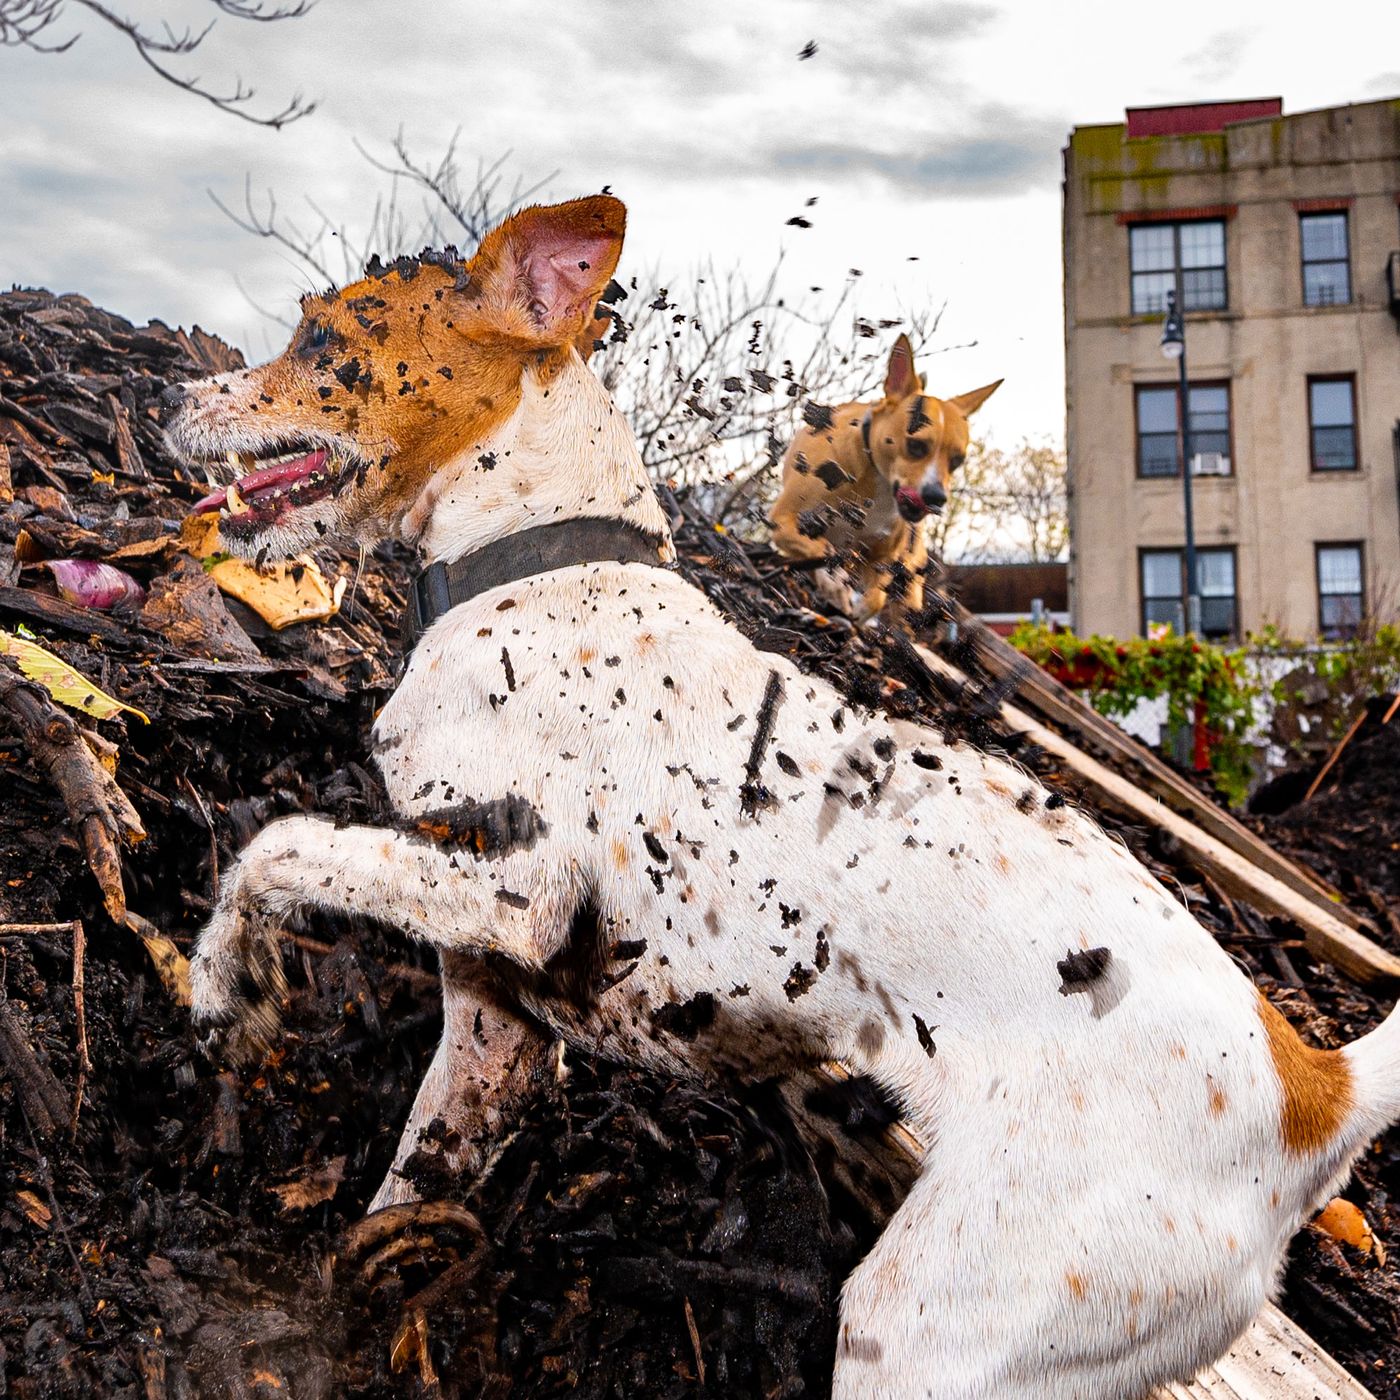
[3,0,1397,447]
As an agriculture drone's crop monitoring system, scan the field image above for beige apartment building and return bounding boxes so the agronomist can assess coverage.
[1063,96,1400,640]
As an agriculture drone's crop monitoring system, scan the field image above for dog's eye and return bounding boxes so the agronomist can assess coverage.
[949,452,966,472]
[906,438,930,461]
[300,322,332,354]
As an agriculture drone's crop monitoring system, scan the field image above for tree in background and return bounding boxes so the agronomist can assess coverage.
[0,0,314,127]
[930,436,1067,565]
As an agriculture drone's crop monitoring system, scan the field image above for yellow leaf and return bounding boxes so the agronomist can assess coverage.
[0,630,150,724]
[91,470,115,485]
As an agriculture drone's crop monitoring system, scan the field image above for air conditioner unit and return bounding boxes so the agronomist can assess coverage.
[1192,452,1231,477]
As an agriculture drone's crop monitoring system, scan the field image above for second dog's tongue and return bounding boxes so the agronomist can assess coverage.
[896,487,927,518]
[193,449,327,514]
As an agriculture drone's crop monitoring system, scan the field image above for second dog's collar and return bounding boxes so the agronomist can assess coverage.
[403,517,672,652]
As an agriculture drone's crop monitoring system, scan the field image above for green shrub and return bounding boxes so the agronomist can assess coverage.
[1008,623,1260,806]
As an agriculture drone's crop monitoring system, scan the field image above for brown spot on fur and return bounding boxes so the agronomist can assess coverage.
[1163,1217,1176,1234]
[1168,1044,1187,1061]
[1207,1078,1227,1117]
[838,1332,883,1363]
[1128,1287,1143,1308]
[1257,992,1353,1155]
[1065,1272,1087,1301]
[994,853,1011,874]
[856,1016,886,1055]
[611,840,630,871]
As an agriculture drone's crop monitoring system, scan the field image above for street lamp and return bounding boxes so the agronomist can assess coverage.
[1160,289,1200,635]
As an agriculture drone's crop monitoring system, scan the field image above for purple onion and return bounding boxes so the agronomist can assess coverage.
[43,559,146,611]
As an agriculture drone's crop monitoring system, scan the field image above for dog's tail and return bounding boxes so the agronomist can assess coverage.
[1343,997,1400,1144]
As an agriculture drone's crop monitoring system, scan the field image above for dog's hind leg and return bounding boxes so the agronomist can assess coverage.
[370,952,552,1210]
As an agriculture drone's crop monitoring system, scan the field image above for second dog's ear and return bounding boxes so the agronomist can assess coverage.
[946,379,1004,419]
[884,334,918,399]
[471,194,626,346]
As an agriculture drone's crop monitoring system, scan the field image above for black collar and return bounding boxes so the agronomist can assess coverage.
[402,517,670,651]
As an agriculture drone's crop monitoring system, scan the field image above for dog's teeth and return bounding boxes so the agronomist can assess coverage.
[226,483,249,516]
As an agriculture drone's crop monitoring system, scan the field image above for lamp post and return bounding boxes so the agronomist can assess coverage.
[1160,289,1200,635]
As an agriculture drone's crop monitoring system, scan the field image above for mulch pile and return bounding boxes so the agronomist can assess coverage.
[1250,697,1400,947]
[2,287,1399,1398]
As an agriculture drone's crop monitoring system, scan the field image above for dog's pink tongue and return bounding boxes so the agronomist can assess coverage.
[896,486,928,517]
[192,449,327,514]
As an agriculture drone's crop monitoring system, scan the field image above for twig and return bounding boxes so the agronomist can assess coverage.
[1303,708,1368,803]
[179,771,220,899]
[683,1296,705,1385]
[0,993,70,1141]
[70,918,90,1136]
[0,659,146,923]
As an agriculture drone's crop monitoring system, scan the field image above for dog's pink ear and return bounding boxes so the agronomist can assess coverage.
[883,334,918,399]
[471,195,626,345]
[946,379,1004,419]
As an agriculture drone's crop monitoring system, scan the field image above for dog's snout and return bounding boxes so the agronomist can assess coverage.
[920,479,947,510]
[156,383,190,425]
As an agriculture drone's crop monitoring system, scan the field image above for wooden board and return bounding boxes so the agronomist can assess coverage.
[1161,1303,1375,1398]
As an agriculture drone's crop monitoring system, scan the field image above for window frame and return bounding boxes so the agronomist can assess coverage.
[1315,542,1366,640]
[1299,210,1352,307]
[1128,218,1229,316]
[1133,379,1234,480]
[1307,373,1358,473]
[1138,545,1239,640]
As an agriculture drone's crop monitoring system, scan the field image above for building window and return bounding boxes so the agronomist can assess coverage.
[1300,212,1351,306]
[1316,544,1364,639]
[1308,375,1357,471]
[1140,547,1237,639]
[1135,382,1232,478]
[1129,220,1227,315]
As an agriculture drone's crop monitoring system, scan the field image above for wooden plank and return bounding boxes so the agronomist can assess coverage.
[1160,1304,1375,1399]
[942,608,1372,934]
[799,1068,1374,1400]
[917,644,1400,985]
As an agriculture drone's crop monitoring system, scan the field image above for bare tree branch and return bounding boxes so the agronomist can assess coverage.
[930,437,1068,565]
[1,0,315,127]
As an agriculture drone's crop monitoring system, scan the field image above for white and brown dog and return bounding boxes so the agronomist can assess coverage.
[166,195,1400,1400]
[770,336,999,621]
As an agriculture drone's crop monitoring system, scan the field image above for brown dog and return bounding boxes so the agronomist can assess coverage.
[769,334,1000,620]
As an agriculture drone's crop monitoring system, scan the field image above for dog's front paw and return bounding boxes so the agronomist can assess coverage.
[189,908,288,1066]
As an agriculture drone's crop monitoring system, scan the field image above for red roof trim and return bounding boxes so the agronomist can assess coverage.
[1292,197,1354,213]
[1125,99,1282,138]
[1115,205,1238,226]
